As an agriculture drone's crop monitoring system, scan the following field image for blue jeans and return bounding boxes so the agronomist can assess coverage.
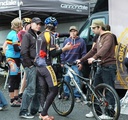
[20,66,40,113]
[0,90,8,107]
[64,65,81,98]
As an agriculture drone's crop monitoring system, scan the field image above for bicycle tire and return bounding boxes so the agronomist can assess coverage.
[52,80,75,116]
[91,83,120,120]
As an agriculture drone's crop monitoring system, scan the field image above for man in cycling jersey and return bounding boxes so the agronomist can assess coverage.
[36,16,71,120]
[5,18,22,107]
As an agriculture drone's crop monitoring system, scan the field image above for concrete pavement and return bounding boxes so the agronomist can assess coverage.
[0,75,128,120]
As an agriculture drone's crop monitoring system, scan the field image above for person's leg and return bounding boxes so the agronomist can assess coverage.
[12,59,21,104]
[30,74,41,115]
[38,66,58,119]
[101,65,116,89]
[7,58,21,106]
[0,91,8,107]
[13,73,21,106]
[71,65,81,99]
[19,72,26,98]
[93,67,103,86]
[8,75,15,104]
[63,68,70,97]
[86,67,103,117]
[101,65,117,117]
[20,66,36,113]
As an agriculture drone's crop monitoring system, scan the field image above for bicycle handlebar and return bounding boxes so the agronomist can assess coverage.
[92,59,101,63]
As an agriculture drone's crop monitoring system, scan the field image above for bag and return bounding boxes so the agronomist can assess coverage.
[52,63,63,79]
[35,56,47,67]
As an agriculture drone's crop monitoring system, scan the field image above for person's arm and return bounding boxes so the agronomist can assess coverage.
[20,33,33,67]
[80,43,97,63]
[50,42,71,58]
[2,41,7,54]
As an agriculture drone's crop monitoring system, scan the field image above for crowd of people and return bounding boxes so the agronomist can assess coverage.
[0,16,123,120]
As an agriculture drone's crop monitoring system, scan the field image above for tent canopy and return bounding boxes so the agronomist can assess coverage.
[0,0,90,26]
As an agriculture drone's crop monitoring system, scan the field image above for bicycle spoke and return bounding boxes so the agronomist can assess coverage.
[91,84,120,120]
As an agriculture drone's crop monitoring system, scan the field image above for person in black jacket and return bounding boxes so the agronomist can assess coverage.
[19,17,42,119]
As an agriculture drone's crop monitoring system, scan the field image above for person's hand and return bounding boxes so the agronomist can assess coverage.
[88,57,95,64]
[76,59,81,64]
[76,59,82,70]
[77,63,82,71]
[62,42,72,52]
[61,64,64,67]
[55,44,60,49]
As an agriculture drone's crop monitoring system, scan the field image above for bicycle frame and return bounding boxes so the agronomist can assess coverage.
[64,63,99,102]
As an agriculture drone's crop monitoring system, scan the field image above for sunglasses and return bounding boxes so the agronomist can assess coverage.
[92,27,97,29]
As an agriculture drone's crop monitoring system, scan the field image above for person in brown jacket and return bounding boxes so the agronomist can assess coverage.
[77,20,118,119]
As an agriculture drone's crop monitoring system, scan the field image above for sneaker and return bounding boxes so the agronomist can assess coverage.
[99,114,113,119]
[75,97,81,103]
[0,106,8,111]
[85,111,94,118]
[0,107,3,111]
[81,100,88,105]
[10,100,21,107]
[39,114,54,120]
[2,105,8,110]
[19,112,34,119]
[30,109,38,115]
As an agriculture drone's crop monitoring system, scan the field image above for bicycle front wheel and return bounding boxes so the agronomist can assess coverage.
[91,83,120,120]
[52,80,74,116]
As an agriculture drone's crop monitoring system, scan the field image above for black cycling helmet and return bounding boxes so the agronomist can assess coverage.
[22,18,31,26]
[44,17,58,27]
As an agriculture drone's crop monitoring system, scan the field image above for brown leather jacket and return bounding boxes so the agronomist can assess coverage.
[80,32,118,66]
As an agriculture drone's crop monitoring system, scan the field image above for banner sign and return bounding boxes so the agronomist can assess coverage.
[21,0,89,15]
[0,0,18,12]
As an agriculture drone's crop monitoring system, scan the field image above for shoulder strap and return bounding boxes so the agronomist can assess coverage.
[36,32,44,55]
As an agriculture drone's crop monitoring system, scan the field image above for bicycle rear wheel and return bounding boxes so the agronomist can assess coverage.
[52,80,74,116]
[91,83,120,120]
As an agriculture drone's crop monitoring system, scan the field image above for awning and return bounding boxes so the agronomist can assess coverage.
[0,0,90,26]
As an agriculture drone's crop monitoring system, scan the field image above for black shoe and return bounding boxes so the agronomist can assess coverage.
[10,100,21,107]
[30,109,38,115]
[19,111,34,119]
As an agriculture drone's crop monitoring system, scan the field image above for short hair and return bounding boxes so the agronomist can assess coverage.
[105,24,111,31]
[44,24,56,32]
[11,18,22,29]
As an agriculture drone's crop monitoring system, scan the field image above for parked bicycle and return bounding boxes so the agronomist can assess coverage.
[52,60,120,120]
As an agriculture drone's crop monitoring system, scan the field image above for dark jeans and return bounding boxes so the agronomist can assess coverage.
[93,64,117,116]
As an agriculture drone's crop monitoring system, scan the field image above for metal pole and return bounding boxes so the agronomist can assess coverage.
[88,1,90,18]
[19,9,21,20]
[18,0,21,19]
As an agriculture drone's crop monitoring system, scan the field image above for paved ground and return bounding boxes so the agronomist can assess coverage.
[0,75,128,120]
